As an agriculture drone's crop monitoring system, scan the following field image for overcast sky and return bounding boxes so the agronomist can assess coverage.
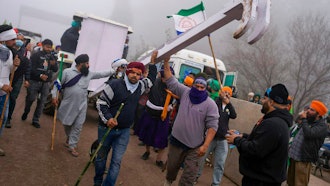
[1,0,329,59]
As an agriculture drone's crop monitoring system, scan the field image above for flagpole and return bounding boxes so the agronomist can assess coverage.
[51,53,64,150]
[202,7,223,90]
[207,35,222,89]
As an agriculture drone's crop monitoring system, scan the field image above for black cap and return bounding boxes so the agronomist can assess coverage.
[264,84,289,104]
[75,54,89,64]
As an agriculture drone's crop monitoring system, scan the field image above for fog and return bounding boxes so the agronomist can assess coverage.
[1,0,329,60]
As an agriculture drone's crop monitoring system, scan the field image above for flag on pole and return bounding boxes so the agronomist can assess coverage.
[54,53,65,91]
[168,2,205,35]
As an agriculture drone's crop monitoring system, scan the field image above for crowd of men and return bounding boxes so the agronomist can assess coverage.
[0,23,329,186]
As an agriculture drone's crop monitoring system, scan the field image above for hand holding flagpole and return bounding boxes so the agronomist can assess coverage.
[51,53,64,150]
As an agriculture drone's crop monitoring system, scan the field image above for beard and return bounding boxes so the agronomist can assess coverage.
[307,112,317,123]
[261,102,269,114]
[81,65,89,76]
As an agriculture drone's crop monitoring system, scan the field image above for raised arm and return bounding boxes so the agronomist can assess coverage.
[163,56,172,81]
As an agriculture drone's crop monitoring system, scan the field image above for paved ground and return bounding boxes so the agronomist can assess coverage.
[0,88,329,186]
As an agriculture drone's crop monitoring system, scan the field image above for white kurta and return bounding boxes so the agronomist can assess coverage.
[56,67,114,125]
[0,44,13,96]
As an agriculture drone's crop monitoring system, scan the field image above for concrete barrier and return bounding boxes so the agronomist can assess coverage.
[224,98,263,185]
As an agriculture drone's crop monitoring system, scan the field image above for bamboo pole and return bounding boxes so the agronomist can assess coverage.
[50,95,58,151]
[50,54,64,150]
[202,10,223,90]
[207,35,223,89]
[75,103,125,186]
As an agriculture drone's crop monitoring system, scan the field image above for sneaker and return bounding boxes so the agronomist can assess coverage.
[193,177,199,185]
[32,122,40,128]
[156,160,164,168]
[141,151,150,160]
[21,112,28,120]
[0,148,5,156]
[5,120,11,128]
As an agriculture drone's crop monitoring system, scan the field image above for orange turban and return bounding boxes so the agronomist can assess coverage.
[221,86,233,96]
[183,76,194,87]
[310,100,328,116]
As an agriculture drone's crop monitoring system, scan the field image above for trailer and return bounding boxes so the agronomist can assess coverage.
[43,12,133,115]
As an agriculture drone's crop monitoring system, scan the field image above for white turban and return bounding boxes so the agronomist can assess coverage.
[0,29,16,41]
[111,58,128,71]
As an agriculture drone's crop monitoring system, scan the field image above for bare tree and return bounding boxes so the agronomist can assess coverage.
[286,13,330,117]
[223,28,289,99]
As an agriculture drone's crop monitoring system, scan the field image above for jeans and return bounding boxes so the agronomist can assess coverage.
[0,94,9,135]
[198,139,228,186]
[7,78,23,121]
[94,126,130,186]
[23,80,50,123]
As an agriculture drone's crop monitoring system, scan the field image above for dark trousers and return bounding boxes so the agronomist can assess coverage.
[24,80,50,123]
[242,176,281,186]
[8,78,23,121]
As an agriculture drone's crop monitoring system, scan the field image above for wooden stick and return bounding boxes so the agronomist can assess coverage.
[50,91,59,151]
[0,64,16,129]
[50,54,64,150]
[74,103,125,186]
[207,35,223,90]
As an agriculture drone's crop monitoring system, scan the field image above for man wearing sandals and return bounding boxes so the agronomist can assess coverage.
[52,54,115,157]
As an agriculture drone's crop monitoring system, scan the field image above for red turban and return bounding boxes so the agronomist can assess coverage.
[126,62,145,76]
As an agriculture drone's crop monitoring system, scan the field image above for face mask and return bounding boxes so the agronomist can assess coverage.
[116,71,123,79]
[16,40,24,47]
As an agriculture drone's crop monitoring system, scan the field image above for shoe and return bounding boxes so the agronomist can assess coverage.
[141,151,150,160]
[0,148,5,156]
[21,112,28,120]
[32,122,40,128]
[5,120,11,128]
[68,147,79,157]
[193,177,199,185]
[156,160,164,168]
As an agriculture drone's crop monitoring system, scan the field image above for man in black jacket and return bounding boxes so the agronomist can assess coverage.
[60,20,80,54]
[287,100,328,186]
[226,83,293,186]
[21,39,58,128]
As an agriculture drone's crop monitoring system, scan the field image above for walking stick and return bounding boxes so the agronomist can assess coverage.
[0,64,16,130]
[74,103,124,186]
[50,54,64,150]
[50,94,59,151]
